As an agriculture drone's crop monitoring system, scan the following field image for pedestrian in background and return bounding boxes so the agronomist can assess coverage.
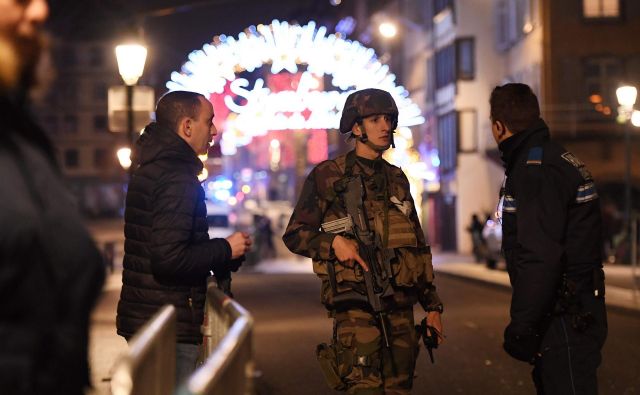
[490,83,607,394]
[115,90,251,386]
[467,213,486,262]
[0,1,106,394]
[284,88,444,394]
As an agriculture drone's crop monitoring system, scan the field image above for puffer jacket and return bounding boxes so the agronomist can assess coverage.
[116,122,231,344]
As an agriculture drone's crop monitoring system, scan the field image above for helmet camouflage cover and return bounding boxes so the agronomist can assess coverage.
[339,88,399,134]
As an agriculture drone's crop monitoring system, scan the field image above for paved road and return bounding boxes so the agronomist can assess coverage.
[231,272,640,395]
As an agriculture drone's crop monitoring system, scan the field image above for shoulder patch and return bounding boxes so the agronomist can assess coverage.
[576,182,598,203]
[526,147,543,165]
[561,152,593,181]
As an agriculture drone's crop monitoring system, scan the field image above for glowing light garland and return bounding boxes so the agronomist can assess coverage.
[167,20,425,153]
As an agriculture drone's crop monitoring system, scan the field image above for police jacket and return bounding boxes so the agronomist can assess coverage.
[0,95,105,394]
[283,150,441,312]
[499,119,604,355]
[116,122,232,344]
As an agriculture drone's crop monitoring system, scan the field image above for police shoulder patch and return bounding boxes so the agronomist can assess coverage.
[576,182,598,203]
[526,147,543,165]
[561,152,593,181]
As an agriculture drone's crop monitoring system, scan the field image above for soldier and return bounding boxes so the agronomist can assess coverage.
[490,83,607,394]
[283,88,444,394]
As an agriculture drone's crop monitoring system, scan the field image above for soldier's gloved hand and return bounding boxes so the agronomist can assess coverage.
[331,235,369,271]
[503,323,541,364]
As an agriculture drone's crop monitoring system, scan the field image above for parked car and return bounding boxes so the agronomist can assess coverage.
[206,201,234,239]
[482,218,503,269]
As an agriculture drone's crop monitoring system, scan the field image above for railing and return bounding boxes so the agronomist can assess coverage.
[111,305,177,395]
[177,279,255,395]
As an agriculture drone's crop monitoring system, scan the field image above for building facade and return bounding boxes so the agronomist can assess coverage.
[388,0,639,253]
[33,39,128,217]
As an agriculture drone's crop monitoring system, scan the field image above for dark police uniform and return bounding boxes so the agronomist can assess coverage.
[499,119,607,394]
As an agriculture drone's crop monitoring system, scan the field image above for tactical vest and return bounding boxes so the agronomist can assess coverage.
[313,151,432,309]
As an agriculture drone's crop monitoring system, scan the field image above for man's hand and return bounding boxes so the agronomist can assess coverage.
[226,232,252,259]
[426,311,445,345]
[503,323,541,364]
[331,235,368,271]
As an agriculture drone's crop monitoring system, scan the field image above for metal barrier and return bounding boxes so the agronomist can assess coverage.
[177,280,254,395]
[111,305,177,395]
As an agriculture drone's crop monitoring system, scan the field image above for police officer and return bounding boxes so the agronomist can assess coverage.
[283,88,444,394]
[490,83,607,394]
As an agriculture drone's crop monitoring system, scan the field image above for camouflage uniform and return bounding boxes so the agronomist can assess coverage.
[283,89,442,394]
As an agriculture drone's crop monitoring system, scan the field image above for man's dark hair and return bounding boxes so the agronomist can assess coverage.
[489,83,540,133]
[155,91,205,131]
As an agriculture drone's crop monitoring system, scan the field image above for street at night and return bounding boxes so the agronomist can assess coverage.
[231,271,640,395]
[3,0,640,394]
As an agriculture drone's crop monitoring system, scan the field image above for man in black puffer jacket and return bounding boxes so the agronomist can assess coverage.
[116,91,251,385]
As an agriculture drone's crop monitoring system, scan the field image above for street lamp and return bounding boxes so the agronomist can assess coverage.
[616,85,638,262]
[116,147,132,170]
[379,21,398,39]
[115,42,147,172]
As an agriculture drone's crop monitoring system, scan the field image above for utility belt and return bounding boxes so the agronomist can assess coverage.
[554,267,605,332]
[559,267,606,298]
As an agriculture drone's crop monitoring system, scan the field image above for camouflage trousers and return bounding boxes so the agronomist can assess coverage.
[321,306,419,395]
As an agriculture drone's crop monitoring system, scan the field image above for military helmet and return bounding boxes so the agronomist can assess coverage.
[339,88,399,134]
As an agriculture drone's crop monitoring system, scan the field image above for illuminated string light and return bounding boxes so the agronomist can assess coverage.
[167,19,426,151]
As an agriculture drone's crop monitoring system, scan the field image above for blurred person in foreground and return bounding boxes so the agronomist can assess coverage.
[115,90,251,385]
[0,0,106,394]
[491,83,607,394]
[283,88,444,394]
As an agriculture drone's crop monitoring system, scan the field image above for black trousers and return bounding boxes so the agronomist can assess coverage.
[532,295,607,395]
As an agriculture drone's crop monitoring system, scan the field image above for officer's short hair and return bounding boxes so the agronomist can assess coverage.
[155,91,205,131]
[490,83,540,133]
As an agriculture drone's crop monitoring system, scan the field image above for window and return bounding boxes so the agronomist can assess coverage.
[426,57,436,99]
[406,0,433,30]
[88,46,104,68]
[93,115,107,132]
[56,46,76,68]
[42,115,58,134]
[458,109,477,152]
[93,82,107,101]
[437,111,458,173]
[435,44,455,89]
[456,38,475,80]
[495,0,533,52]
[583,57,622,104]
[434,0,454,16]
[583,0,620,18]
[64,149,79,168]
[94,148,108,168]
[63,115,78,134]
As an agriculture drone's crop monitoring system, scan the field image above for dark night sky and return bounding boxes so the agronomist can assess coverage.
[45,0,392,87]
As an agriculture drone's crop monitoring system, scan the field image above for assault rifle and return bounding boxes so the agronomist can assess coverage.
[321,175,396,347]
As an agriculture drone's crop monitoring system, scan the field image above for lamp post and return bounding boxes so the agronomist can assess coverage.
[616,85,638,262]
[115,43,147,173]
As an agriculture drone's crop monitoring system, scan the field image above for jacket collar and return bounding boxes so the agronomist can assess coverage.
[498,118,550,172]
[132,122,203,174]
